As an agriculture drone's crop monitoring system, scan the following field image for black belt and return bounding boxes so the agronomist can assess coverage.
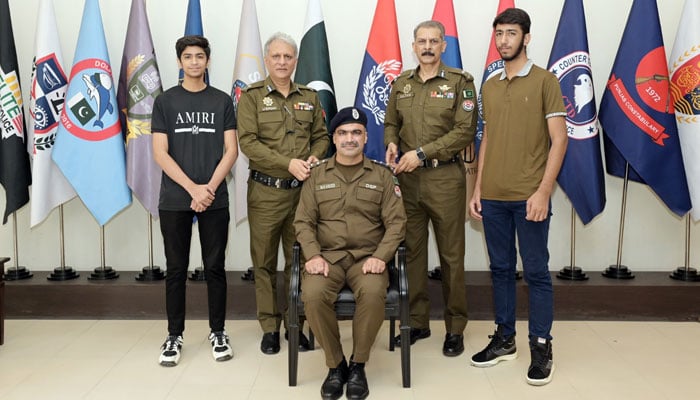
[420,155,460,168]
[250,170,301,189]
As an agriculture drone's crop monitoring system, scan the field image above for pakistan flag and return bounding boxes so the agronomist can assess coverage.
[295,0,337,155]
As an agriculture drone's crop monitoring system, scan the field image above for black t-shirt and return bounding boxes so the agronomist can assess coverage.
[151,85,237,211]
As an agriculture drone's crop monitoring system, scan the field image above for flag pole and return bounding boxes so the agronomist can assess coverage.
[136,212,165,281]
[88,225,119,280]
[603,162,634,279]
[556,205,588,280]
[670,215,700,281]
[3,213,32,280]
[48,205,79,280]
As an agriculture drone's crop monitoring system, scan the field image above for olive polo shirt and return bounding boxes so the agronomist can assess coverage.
[480,60,567,201]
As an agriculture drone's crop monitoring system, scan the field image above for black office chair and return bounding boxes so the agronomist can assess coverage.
[288,242,410,388]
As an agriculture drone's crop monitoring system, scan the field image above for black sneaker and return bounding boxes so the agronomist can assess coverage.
[527,337,554,386]
[321,358,349,400]
[159,335,183,367]
[470,326,517,367]
[208,331,233,362]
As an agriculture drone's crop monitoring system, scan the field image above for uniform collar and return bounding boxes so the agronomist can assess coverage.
[327,156,373,171]
[499,59,534,80]
[409,62,449,82]
[263,76,302,95]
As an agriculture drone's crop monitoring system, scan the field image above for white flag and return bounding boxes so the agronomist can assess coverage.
[230,0,265,224]
[28,0,76,227]
[670,0,700,220]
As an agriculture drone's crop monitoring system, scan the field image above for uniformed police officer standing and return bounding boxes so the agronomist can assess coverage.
[384,20,477,357]
[237,32,329,355]
[295,107,406,400]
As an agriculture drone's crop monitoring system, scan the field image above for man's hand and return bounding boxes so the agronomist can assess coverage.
[306,155,320,164]
[189,184,214,212]
[362,257,386,274]
[468,187,482,221]
[526,189,550,222]
[394,150,422,174]
[288,158,311,181]
[305,255,329,277]
[386,143,399,169]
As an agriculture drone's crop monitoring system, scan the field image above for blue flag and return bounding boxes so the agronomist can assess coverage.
[353,0,402,162]
[179,0,208,84]
[52,0,131,226]
[547,0,605,224]
[599,0,691,217]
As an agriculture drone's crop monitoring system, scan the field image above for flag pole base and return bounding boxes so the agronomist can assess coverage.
[669,267,700,282]
[556,266,589,281]
[3,266,33,281]
[88,267,119,281]
[135,266,165,282]
[241,266,255,282]
[189,267,206,281]
[602,265,635,279]
[47,267,80,281]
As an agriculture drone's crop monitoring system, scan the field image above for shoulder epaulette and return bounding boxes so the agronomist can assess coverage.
[309,158,329,169]
[245,80,265,91]
[297,83,316,92]
[370,158,394,172]
[445,67,474,81]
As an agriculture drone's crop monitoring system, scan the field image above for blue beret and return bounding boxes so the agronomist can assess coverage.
[329,107,367,134]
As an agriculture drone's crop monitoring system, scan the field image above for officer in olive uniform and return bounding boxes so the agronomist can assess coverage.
[295,107,406,400]
[237,32,329,355]
[384,20,477,357]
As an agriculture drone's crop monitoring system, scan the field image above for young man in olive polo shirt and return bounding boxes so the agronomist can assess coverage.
[468,8,567,386]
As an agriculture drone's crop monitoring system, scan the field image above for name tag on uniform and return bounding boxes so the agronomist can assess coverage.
[316,183,338,190]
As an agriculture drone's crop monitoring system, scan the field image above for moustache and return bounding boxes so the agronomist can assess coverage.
[421,51,435,57]
[341,142,360,148]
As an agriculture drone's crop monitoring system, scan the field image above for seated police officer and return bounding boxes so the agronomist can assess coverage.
[294,107,407,400]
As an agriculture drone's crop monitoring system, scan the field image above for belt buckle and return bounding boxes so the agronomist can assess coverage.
[290,179,300,188]
[431,159,439,168]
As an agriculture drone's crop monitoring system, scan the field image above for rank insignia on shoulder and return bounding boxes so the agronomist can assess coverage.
[310,159,329,169]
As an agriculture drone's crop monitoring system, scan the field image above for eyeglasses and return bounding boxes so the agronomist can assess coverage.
[334,129,365,137]
[415,38,443,46]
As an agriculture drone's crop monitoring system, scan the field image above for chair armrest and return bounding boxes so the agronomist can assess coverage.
[396,242,409,323]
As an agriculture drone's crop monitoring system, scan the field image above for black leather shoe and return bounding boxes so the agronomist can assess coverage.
[284,330,312,352]
[442,333,465,357]
[346,361,369,400]
[260,332,280,354]
[321,358,349,400]
[393,327,431,346]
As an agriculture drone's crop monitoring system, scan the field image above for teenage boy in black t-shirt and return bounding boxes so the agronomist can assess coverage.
[151,35,238,367]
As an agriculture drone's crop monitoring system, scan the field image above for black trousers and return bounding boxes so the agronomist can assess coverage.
[160,207,230,336]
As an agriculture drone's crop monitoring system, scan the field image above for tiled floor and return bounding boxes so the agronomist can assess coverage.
[0,319,698,399]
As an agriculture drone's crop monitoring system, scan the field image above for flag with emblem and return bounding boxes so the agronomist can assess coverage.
[295,0,337,157]
[179,0,208,84]
[52,0,131,226]
[353,0,402,161]
[475,0,514,154]
[0,0,31,224]
[670,0,700,220]
[28,0,76,227]
[117,0,163,219]
[547,0,605,224]
[230,0,264,224]
[599,0,690,217]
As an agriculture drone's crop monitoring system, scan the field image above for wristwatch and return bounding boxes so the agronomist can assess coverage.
[416,147,427,161]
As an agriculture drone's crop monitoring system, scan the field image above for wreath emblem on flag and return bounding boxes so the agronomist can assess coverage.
[361,59,402,125]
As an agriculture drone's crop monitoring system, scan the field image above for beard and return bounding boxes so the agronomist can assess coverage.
[499,37,526,62]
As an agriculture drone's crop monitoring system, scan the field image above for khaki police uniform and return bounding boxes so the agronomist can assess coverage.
[238,76,329,333]
[384,63,477,334]
[294,157,406,368]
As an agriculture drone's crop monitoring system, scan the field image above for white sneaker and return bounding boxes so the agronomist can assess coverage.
[209,331,233,362]
[159,335,183,367]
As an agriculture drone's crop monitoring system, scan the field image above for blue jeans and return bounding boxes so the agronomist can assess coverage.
[481,200,553,340]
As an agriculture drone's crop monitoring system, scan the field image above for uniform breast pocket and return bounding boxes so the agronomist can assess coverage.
[258,110,283,138]
[295,110,313,136]
[425,97,454,121]
[316,187,343,216]
[357,185,383,221]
